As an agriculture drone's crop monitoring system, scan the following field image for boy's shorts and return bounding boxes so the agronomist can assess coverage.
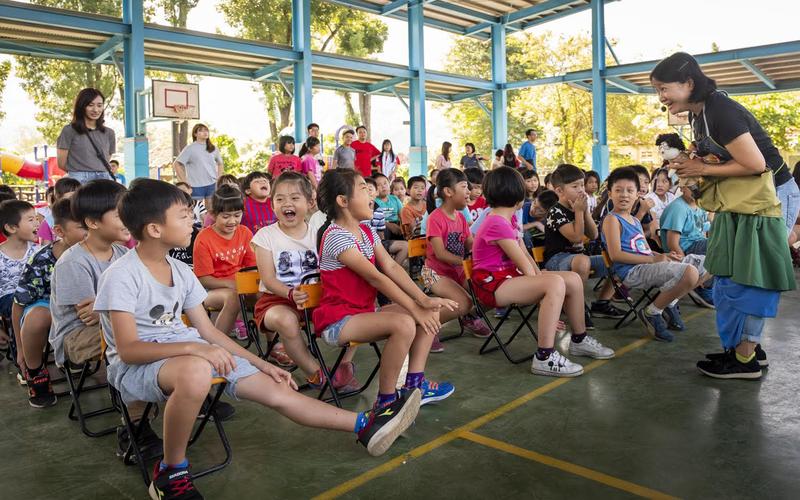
[622,254,706,292]
[63,324,103,365]
[472,267,522,308]
[20,300,50,328]
[191,183,215,200]
[107,332,259,405]
[254,293,302,331]
[545,252,607,275]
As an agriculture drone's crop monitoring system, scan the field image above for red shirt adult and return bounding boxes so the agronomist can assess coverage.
[351,140,380,178]
[267,153,302,178]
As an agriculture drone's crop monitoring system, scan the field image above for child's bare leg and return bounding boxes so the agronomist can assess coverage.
[653,265,699,309]
[204,288,239,334]
[338,312,414,395]
[157,356,213,465]
[598,279,615,300]
[390,240,408,266]
[381,302,459,373]
[494,274,566,348]
[570,255,591,281]
[546,271,586,333]
[263,306,319,376]
[20,308,51,369]
[236,372,355,431]
[430,277,472,318]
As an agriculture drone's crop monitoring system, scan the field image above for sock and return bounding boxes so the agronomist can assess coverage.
[669,299,678,307]
[592,300,608,307]
[404,372,424,389]
[645,303,663,316]
[735,351,755,364]
[535,347,554,361]
[26,363,44,378]
[375,392,397,408]
[571,332,587,344]
[354,411,370,434]
[159,458,189,471]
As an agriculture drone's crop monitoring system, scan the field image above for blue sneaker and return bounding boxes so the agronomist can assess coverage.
[637,308,673,342]
[689,286,715,309]
[662,305,685,331]
[417,379,455,406]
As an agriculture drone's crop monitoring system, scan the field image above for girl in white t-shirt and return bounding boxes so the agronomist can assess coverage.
[251,171,358,390]
[644,168,676,220]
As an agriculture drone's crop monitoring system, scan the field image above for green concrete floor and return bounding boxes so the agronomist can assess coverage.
[2,275,800,499]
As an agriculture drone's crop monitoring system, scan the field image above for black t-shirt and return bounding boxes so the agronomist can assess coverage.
[460,154,481,169]
[691,91,790,186]
[544,202,585,261]
[169,226,199,268]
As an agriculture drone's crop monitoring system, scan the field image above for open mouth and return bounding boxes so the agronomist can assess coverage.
[282,208,297,220]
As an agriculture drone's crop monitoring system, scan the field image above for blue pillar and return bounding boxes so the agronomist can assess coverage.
[407,0,427,177]
[122,0,148,181]
[292,0,312,142]
[591,0,609,178]
[491,23,507,152]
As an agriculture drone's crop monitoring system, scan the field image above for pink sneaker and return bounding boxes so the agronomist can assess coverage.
[233,319,248,341]
[268,343,296,368]
[430,335,445,353]
[463,317,492,338]
[332,362,361,392]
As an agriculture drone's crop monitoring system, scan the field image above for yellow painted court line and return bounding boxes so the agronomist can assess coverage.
[313,309,711,499]
[460,431,679,500]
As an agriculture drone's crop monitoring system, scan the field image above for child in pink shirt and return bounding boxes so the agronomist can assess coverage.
[268,136,302,178]
[472,167,615,378]
[298,136,322,188]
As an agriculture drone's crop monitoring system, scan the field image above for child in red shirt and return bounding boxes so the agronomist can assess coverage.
[464,167,488,223]
[242,171,276,234]
[193,184,256,338]
[267,136,302,178]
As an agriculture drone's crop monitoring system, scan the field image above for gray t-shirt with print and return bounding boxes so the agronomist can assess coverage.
[49,243,128,364]
[176,142,223,188]
[94,249,208,368]
[56,125,116,173]
[333,145,356,169]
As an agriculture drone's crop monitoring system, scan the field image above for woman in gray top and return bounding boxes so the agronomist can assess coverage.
[172,123,224,209]
[56,88,116,184]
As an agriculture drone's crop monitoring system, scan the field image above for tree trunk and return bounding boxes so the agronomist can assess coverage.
[358,93,372,138]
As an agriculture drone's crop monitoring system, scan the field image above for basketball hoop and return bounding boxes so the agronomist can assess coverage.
[170,104,196,122]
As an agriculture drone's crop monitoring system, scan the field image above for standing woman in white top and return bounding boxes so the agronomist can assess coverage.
[434,141,452,170]
[173,123,224,210]
[379,139,400,181]
[56,88,116,184]
[645,168,677,220]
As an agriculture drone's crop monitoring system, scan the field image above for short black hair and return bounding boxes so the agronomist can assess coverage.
[243,171,270,190]
[211,184,244,214]
[51,197,80,227]
[0,199,34,236]
[607,167,641,191]
[628,164,651,182]
[651,167,672,189]
[278,135,296,155]
[342,129,354,137]
[272,171,313,201]
[71,179,126,229]
[317,168,360,220]
[536,190,558,212]
[407,176,426,190]
[355,125,367,132]
[307,122,319,131]
[119,179,188,240]
[584,170,601,184]
[650,52,717,103]
[54,177,81,199]
[463,167,484,187]
[550,164,585,187]
[372,172,388,182]
[0,185,16,198]
[436,168,467,200]
[520,169,537,180]
[364,177,377,189]
[109,159,120,167]
[525,129,536,137]
[175,181,191,190]
[216,174,240,189]
[482,167,526,208]
[0,192,16,204]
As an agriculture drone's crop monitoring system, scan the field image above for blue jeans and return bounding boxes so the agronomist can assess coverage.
[545,252,607,275]
[191,183,216,201]
[69,171,112,184]
[777,179,800,233]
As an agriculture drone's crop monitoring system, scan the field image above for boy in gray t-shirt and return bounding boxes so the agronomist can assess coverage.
[103,179,420,499]
[332,129,356,169]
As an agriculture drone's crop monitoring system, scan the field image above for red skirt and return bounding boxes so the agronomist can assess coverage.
[471,267,522,308]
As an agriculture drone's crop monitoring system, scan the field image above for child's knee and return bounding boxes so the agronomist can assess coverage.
[174,357,213,398]
[544,274,567,297]
[681,265,699,284]
[268,312,300,337]
[572,255,590,275]
[391,315,416,342]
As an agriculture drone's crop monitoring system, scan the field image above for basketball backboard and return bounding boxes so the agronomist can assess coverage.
[151,80,200,120]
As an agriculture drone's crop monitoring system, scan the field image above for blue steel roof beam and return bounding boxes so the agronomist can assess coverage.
[0,39,93,62]
[606,76,639,93]
[142,25,300,61]
[0,1,129,35]
[505,0,586,25]
[312,53,415,78]
[426,71,495,90]
[426,2,497,23]
[449,88,491,102]
[382,0,409,15]
[252,60,294,81]
[91,35,125,64]
[366,76,408,93]
[740,60,776,90]
[146,60,255,80]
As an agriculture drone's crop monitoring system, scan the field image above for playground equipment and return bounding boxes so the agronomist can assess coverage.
[0,152,45,180]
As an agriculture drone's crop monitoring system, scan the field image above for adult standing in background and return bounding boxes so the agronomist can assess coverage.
[332,129,356,170]
[351,125,380,177]
[56,88,116,183]
[518,129,538,172]
[460,143,483,170]
[435,141,453,170]
[173,123,224,210]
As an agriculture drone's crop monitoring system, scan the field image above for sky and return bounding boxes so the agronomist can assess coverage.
[1,0,798,163]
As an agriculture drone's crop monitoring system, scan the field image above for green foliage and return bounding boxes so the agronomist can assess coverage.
[214,133,242,172]
[0,60,10,121]
[734,92,800,151]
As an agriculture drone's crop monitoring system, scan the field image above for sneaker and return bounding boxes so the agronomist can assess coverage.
[688,286,715,309]
[16,371,27,386]
[149,462,203,500]
[611,286,629,304]
[417,378,455,406]
[357,388,421,457]
[636,308,673,342]
[662,305,685,331]
[569,335,615,360]
[589,300,627,319]
[706,345,768,368]
[584,311,595,331]
[462,317,492,338]
[197,399,235,422]
[494,307,508,319]
[308,362,362,392]
[267,342,296,368]
[27,369,57,408]
[232,319,249,341]
[429,335,444,353]
[117,419,164,464]
[697,351,762,380]
[531,350,584,377]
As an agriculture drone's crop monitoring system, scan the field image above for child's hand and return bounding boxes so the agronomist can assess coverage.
[417,296,458,312]
[573,193,588,213]
[667,251,683,262]
[76,298,100,326]
[411,306,441,336]
[651,253,669,263]
[290,288,309,309]
[260,361,298,390]
[194,344,237,375]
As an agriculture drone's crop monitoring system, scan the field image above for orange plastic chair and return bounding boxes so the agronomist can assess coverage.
[408,238,427,258]
[234,267,267,357]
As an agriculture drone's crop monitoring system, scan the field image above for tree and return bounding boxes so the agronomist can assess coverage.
[219,0,387,143]
[214,133,243,174]
[0,60,10,121]
[734,92,800,151]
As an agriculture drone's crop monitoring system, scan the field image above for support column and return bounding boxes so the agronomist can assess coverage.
[122,0,148,181]
[591,0,609,178]
[491,23,507,152]
[407,0,427,177]
[292,0,312,142]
